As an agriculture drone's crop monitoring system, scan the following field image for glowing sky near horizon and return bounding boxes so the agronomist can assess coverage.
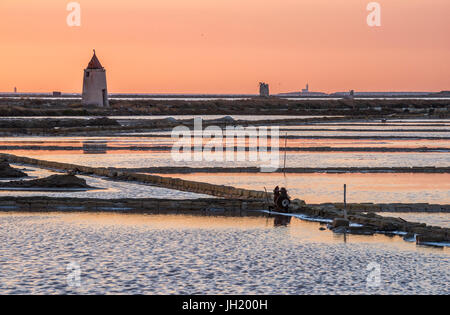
[0,0,449,94]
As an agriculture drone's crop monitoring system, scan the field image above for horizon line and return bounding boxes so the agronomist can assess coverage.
[1,90,448,96]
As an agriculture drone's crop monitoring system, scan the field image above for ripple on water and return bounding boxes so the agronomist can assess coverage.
[0,213,448,295]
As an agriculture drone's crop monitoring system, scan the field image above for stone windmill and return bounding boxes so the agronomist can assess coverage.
[82,50,109,107]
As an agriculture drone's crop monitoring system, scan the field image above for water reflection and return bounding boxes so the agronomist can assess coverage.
[0,212,447,294]
[273,215,292,227]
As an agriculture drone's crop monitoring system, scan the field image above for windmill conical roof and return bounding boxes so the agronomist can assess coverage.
[86,50,104,69]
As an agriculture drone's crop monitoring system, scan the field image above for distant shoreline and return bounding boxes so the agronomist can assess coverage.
[0,98,448,117]
[1,95,450,101]
[1,90,449,99]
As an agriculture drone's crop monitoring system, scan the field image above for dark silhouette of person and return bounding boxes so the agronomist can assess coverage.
[273,186,280,204]
[276,187,291,213]
[273,187,291,227]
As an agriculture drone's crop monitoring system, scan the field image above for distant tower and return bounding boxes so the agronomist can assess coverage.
[14,87,17,93]
[82,50,109,107]
[259,82,269,97]
[344,90,355,100]
[302,83,309,93]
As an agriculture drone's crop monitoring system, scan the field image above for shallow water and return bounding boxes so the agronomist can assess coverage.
[380,212,450,229]
[129,130,450,138]
[2,150,449,169]
[0,213,448,295]
[1,118,448,170]
[157,173,450,204]
[1,137,448,150]
[279,125,450,130]
[0,166,210,200]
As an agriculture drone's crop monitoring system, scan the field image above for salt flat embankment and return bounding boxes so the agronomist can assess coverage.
[0,196,265,215]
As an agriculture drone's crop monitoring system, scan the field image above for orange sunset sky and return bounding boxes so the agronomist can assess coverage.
[0,0,449,94]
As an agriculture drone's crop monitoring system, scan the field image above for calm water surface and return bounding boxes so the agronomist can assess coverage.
[159,173,450,204]
[380,212,450,229]
[3,151,448,168]
[0,166,211,200]
[0,213,448,295]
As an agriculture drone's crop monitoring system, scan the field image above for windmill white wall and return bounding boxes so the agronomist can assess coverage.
[82,50,109,107]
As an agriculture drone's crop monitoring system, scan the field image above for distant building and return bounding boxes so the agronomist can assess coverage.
[259,82,269,97]
[82,50,109,107]
[53,91,62,97]
[277,83,327,97]
[302,83,309,93]
[14,87,17,93]
[300,83,327,96]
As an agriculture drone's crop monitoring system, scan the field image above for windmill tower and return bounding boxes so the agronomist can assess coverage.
[82,50,109,107]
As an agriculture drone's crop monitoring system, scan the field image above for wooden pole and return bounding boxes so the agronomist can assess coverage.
[344,184,347,219]
[283,133,288,175]
[264,187,271,211]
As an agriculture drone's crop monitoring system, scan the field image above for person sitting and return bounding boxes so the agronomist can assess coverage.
[273,186,280,204]
[275,187,291,213]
